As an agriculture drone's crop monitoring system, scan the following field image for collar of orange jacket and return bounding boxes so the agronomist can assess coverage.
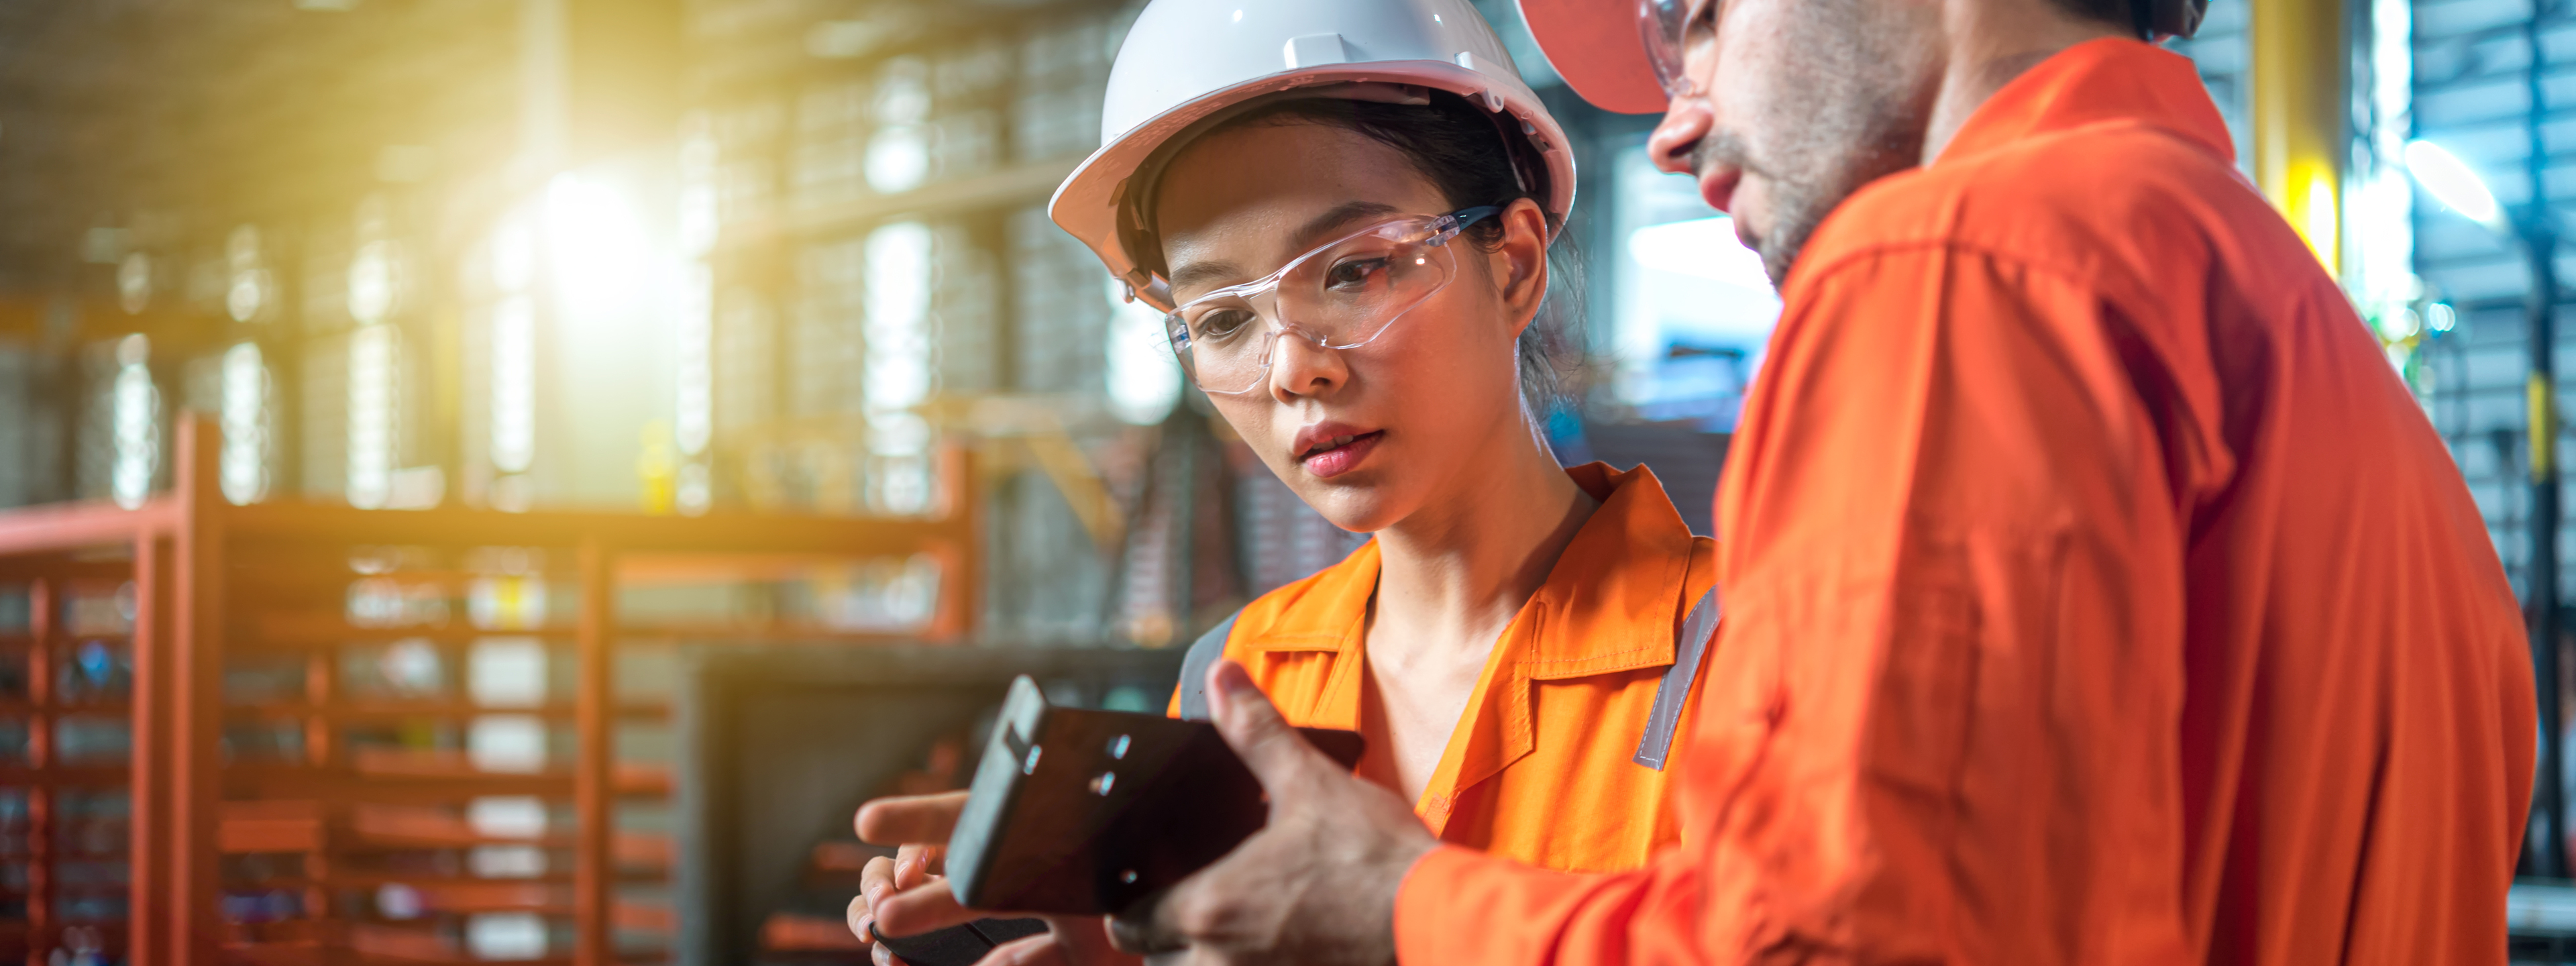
[1937,38,2235,168]
[1232,462,1699,678]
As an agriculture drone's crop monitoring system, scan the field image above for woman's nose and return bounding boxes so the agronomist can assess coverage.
[1266,328,1347,400]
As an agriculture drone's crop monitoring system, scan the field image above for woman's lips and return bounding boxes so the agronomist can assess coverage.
[1298,431,1383,478]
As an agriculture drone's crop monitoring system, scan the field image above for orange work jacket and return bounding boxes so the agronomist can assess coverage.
[1172,462,1717,872]
[1394,38,2535,965]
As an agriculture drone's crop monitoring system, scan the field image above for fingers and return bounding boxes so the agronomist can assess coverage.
[992,917,1147,966]
[1105,908,1187,956]
[976,933,1068,966]
[857,817,949,943]
[1205,659,1328,790]
[896,841,944,886]
[857,790,971,847]
[861,855,899,917]
[847,893,876,949]
[874,879,983,938]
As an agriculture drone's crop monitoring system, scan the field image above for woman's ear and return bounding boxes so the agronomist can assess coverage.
[1493,198,1550,337]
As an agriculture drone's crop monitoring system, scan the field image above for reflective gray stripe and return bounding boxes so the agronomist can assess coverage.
[1634,587,1721,770]
[1175,611,1240,721]
[1181,586,1715,765]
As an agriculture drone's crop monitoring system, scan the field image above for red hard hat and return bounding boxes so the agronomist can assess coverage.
[1515,0,1666,115]
[1517,0,2208,114]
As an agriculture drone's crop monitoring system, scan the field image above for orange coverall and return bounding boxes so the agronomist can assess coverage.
[1176,462,1718,872]
[1393,38,2536,965]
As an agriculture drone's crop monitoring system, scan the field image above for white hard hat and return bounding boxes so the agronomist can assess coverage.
[1049,0,1576,313]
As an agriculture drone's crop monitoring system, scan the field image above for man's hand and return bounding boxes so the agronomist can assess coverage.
[847,791,1138,966]
[1116,660,1438,965]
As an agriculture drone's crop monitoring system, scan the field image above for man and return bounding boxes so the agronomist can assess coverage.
[867,0,2538,961]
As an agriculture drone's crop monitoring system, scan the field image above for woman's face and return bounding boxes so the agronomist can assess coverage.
[1153,121,1550,533]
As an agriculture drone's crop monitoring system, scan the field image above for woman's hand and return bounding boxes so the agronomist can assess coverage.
[847,791,1142,966]
[847,792,965,965]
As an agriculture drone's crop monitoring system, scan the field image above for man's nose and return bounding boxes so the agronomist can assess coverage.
[1648,95,1713,176]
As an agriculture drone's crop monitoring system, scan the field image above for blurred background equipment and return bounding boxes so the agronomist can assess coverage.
[0,0,1786,618]
[50,0,2576,959]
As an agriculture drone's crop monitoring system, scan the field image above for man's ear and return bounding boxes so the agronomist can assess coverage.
[1493,198,1551,338]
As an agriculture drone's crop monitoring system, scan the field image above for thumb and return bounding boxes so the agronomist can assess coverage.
[1206,659,1329,790]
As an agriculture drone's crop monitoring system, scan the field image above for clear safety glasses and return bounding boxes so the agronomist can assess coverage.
[1164,206,1499,395]
[1638,0,1706,100]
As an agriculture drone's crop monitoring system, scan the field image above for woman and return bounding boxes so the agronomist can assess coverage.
[853,0,1717,960]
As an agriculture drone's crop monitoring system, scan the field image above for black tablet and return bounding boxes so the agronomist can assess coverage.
[871,916,1047,966]
[942,674,1365,916]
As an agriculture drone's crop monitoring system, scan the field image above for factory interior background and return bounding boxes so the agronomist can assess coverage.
[0,0,2549,962]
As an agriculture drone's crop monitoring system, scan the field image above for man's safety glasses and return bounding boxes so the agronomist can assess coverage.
[1164,206,1500,395]
[1638,0,1707,100]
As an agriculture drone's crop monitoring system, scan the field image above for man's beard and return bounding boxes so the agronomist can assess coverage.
[1697,115,1926,288]
[1699,0,1936,288]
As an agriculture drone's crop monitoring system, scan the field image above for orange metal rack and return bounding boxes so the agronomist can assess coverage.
[0,415,981,966]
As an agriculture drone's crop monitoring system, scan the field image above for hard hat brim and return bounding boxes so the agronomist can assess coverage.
[1515,0,1668,115]
[1051,60,1575,314]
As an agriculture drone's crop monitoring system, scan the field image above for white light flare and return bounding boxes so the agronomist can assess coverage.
[863,221,936,514]
[492,216,537,294]
[490,296,537,476]
[110,335,157,510]
[220,342,268,504]
[1625,216,1774,290]
[1105,276,1181,425]
[348,241,400,325]
[676,264,714,458]
[862,221,934,413]
[2403,140,2505,229]
[346,325,398,509]
[543,173,649,317]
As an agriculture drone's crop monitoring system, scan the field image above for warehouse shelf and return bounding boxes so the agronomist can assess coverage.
[0,415,983,966]
[221,701,674,724]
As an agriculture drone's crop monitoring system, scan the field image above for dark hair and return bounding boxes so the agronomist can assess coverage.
[1146,90,1584,415]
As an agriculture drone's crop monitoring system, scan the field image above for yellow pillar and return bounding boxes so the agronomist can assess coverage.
[2250,0,2347,275]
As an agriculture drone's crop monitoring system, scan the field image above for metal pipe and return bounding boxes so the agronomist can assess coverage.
[169,414,223,965]
[2249,0,2346,268]
[574,537,616,966]
[2525,0,2568,880]
[26,578,52,966]
[127,532,168,966]
[2525,221,2565,878]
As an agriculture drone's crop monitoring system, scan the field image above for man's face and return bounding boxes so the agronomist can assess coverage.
[1647,0,1943,285]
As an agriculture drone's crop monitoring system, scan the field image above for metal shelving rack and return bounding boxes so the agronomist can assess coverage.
[0,553,144,965]
[0,415,982,966]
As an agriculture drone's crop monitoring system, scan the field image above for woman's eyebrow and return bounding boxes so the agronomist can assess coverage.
[1290,201,1402,250]
[1167,201,1408,297]
[1168,258,1245,292]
